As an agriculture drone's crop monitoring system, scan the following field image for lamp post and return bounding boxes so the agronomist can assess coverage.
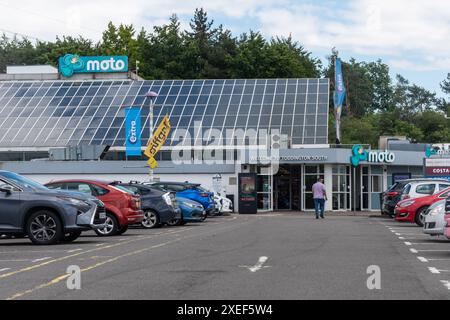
[145,91,159,182]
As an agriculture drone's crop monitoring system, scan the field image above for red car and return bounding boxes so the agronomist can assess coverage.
[395,187,450,226]
[45,179,144,236]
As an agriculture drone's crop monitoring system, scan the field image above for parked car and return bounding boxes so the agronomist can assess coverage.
[444,197,450,239]
[114,181,181,229]
[45,179,144,236]
[382,179,450,217]
[445,197,450,239]
[0,171,106,245]
[167,197,206,226]
[423,200,447,236]
[213,192,233,215]
[395,186,450,226]
[148,182,216,215]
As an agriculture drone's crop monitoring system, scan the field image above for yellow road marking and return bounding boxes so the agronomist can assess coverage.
[7,239,178,300]
[5,217,252,300]
[0,229,186,280]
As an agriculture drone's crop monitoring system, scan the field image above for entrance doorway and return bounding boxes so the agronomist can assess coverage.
[273,165,302,211]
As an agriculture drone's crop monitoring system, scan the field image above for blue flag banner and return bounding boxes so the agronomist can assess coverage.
[334,58,346,117]
[334,58,346,143]
[125,108,142,157]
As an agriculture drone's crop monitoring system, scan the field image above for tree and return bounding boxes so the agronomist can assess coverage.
[99,22,139,71]
[363,60,392,112]
[184,8,221,78]
[441,73,450,95]
[391,75,438,121]
[231,31,267,78]
[323,55,374,118]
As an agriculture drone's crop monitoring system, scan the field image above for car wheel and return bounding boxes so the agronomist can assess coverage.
[141,210,160,229]
[117,225,129,235]
[94,213,119,236]
[60,231,82,243]
[415,206,428,227]
[166,218,183,226]
[26,211,63,245]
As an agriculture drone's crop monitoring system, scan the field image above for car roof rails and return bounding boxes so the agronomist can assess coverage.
[129,180,141,184]
[111,180,122,185]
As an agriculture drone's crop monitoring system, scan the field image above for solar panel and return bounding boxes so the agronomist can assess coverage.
[0,79,329,148]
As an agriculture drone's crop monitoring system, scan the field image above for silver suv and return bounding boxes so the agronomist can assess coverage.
[401,180,450,201]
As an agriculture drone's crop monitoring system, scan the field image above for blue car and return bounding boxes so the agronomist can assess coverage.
[177,197,206,222]
[149,182,216,215]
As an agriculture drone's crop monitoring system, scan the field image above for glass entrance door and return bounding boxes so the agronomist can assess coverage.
[303,165,325,210]
[332,165,351,211]
[272,165,302,211]
[361,165,370,210]
[257,166,272,212]
[275,177,291,210]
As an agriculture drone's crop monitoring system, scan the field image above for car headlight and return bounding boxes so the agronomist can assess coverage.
[162,193,173,206]
[429,203,445,216]
[398,200,415,208]
[58,197,91,212]
[184,202,197,208]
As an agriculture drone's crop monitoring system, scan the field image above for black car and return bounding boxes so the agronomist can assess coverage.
[115,182,181,228]
[0,170,106,245]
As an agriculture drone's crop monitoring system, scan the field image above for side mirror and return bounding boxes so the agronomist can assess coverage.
[0,185,14,195]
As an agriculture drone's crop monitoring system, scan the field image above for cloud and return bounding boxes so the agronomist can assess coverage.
[0,0,449,73]
[0,0,275,41]
[255,0,450,71]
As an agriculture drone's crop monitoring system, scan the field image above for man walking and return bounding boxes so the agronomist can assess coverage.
[312,178,327,219]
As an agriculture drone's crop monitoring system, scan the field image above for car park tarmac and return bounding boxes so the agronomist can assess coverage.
[0,214,449,300]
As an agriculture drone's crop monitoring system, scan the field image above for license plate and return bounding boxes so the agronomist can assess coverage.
[99,212,106,219]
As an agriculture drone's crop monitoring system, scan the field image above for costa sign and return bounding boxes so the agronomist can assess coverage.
[425,167,450,176]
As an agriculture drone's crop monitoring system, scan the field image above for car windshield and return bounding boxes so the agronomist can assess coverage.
[1,172,49,191]
[390,182,407,192]
[111,184,136,195]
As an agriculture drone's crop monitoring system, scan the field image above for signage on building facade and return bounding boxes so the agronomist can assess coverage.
[58,54,128,77]
[350,145,395,167]
[124,108,142,157]
[425,158,450,181]
[144,115,171,169]
[425,144,450,158]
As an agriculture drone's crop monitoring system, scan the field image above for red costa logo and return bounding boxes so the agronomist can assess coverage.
[425,167,450,176]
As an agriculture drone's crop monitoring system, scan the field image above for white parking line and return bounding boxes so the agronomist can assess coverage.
[440,281,450,290]
[411,249,450,252]
[429,267,441,274]
[410,248,419,253]
[0,268,11,272]
[67,248,83,253]
[428,267,450,274]
[418,257,428,262]
[404,242,449,246]
[31,257,51,263]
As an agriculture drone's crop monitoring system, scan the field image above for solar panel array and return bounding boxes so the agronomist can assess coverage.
[0,79,329,148]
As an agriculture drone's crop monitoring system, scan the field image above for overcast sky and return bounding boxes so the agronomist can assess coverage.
[0,0,449,96]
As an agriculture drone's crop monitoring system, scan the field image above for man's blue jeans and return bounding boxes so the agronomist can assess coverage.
[314,198,325,217]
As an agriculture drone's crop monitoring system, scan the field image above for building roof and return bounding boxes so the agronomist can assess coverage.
[0,78,329,149]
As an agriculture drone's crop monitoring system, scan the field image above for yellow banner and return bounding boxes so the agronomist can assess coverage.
[144,115,171,169]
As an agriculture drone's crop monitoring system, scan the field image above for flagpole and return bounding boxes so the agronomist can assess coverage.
[145,91,159,183]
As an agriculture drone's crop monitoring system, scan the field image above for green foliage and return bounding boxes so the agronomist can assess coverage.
[0,8,448,146]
